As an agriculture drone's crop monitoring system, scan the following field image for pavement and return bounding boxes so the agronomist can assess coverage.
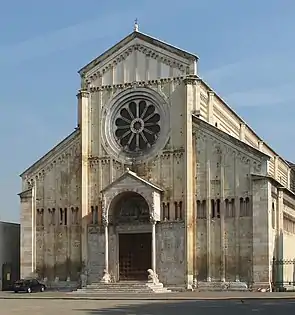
[1,296,295,315]
[1,290,295,300]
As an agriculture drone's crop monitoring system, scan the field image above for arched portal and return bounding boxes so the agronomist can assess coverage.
[110,192,152,281]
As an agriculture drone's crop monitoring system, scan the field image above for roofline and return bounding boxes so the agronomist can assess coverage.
[137,31,199,60]
[198,76,290,168]
[251,174,295,199]
[0,220,20,226]
[19,128,80,178]
[192,114,270,160]
[101,169,163,193]
[78,31,198,76]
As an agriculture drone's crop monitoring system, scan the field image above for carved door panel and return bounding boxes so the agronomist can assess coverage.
[119,233,151,280]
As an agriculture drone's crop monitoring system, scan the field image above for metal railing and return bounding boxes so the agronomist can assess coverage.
[271,257,295,291]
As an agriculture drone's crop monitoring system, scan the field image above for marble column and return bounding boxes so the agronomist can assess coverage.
[151,219,157,273]
[101,216,111,283]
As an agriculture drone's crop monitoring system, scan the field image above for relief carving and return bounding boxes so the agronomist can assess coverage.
[101,196,108,227]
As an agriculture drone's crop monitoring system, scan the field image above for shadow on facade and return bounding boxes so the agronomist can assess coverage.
[35,260,82,282]
[34,212,95,288]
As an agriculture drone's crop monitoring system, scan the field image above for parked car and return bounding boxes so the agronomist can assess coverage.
[13,279,46,293]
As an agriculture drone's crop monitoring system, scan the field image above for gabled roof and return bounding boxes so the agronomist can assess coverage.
[78,30,198,76]
[101,168,163,193]
[20,129,80,178]
[192,114,270,160]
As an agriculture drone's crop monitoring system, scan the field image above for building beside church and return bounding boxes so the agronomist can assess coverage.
[0,221,20,290]
[19,25,295,291]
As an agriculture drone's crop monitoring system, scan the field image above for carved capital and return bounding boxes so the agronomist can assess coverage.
[77,89,90,99]
[149,215,157,225]
[184,75,199,86]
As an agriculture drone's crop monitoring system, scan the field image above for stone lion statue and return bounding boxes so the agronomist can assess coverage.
[147,269,159,285]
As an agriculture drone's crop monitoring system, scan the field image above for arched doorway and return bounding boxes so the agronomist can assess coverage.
[111,192,152,281]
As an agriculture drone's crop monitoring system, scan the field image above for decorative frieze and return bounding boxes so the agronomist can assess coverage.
[88,76,184,92]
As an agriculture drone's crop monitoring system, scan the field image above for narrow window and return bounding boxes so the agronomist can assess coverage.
[75,207,79,224]
[64,208,68,225]
[163,202,170,221]
[197,200,201,219]
[162,202,166,220]
[239,198,244,217]
[174,201,178,220]
[245,197,250,216]
[52,208,56,225]
[272,202,275,229]
[40,208,44,226]
[37,209,40,226]
[225,199,229,218]
[202,200,207,219]
[231,199,235,217]
[71,207,75,225]
[91,206,94,224]
[60,208,63,225]
[216,199,220,218]
[211,199,215,218]
[94,206,98,224]
[179,201,183,220]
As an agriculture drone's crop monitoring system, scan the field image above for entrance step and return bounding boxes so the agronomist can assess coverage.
[73,281,172,294]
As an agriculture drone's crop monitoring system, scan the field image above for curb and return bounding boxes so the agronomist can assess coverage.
[1,295,295,301]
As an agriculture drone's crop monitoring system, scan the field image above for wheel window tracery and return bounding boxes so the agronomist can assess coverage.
[114,99,161,153]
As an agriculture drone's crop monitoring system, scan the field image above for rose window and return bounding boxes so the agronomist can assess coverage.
[114,100,161,152]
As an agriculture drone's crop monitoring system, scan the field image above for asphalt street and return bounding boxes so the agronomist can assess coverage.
[1,298,295,315]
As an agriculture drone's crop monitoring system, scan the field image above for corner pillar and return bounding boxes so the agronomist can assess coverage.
[252,178,272,290]
[77,89,90,272]
[184,76,197,289]
[19,187,36,279]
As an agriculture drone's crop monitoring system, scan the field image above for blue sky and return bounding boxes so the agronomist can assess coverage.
[1,0,294,223]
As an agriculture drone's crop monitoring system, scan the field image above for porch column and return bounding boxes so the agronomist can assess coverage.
[101,215,111,283]
[151,219,156,272]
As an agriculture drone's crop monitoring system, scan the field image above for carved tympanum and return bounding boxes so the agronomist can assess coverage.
[112,192,150,224]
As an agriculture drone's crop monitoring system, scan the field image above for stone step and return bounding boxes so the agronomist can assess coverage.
[73,281,172,294]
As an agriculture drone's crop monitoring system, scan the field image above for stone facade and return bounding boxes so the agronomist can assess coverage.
[0,221,20,290]
[19,28,295,290]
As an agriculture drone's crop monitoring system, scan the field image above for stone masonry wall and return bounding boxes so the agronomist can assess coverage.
[156,222,185,286]
[194,118,268,284]
[20,132,82,280]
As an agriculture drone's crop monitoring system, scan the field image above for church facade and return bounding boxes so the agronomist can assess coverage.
[19,27,295,290]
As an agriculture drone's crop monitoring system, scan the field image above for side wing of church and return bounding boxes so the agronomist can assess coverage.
[19,26,295,291]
